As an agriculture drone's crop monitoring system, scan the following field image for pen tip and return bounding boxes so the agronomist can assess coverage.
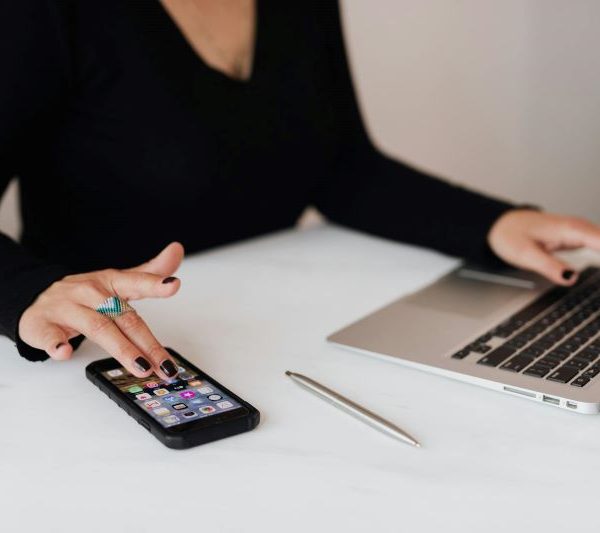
[414,442,422,448]
[285,370,292,376]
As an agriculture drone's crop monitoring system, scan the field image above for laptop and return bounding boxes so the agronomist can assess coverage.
[327,263,600,414]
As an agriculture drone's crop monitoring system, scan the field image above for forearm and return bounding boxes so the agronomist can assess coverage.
[0,232,75,361]
[314,148,515,264]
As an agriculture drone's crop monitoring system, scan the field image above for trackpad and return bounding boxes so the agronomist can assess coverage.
[404,271,529,320]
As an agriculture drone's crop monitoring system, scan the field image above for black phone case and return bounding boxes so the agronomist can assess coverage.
[86,348,260,449]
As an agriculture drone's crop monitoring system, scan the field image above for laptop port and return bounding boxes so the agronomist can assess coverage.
[566,401,577,410]
[503,386,536,398]
[542,395,560,406]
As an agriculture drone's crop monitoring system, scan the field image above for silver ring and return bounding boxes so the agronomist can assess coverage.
[95,296,135,319]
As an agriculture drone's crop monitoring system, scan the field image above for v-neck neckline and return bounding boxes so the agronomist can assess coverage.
[155,0,262,87]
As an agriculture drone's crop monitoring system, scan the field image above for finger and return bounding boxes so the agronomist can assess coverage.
[51,338,74,361]
[65,327,81,338]
[61,273,177,310]
[22,321,74,361]
[127,242,185,277]
[113,310,179,380]
[62,304,154,378]
[512,240,577,286]
[104,270,181,301]
[558,218,600,251]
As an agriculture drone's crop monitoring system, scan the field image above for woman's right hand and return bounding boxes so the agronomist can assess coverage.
[18,242,185,380]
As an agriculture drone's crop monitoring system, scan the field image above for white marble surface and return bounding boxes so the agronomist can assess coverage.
[2,226,600,533]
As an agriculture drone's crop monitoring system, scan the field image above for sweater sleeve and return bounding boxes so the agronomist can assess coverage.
[0,0,77,361]
[312,1,515,265]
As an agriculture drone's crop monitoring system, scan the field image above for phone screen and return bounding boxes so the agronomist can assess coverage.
[102,359,242,428]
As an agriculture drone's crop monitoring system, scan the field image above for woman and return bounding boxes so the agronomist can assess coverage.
[2,0,599,381]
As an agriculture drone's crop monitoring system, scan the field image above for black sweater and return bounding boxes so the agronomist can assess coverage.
[0,0,513,362]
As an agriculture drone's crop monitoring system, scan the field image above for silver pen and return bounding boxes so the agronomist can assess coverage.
[285,371,421,448]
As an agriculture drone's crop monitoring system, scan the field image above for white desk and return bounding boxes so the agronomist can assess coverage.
[2,226,600,533]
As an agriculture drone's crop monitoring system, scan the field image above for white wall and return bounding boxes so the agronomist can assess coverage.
[342,0,600,221]
[0,180,19,240]
[2,0,599,239]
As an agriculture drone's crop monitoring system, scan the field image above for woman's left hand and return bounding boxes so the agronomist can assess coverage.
[488,209,600,286]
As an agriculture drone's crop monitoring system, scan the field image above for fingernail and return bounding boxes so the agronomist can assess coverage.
[162,276,178,284]
[160,359,178,377]
[55,342,66,350]
[562,270,575,281]
[134,356,152,372]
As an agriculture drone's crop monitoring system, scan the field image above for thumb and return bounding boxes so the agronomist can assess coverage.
[514,241,577,286]
[128,241,185,277]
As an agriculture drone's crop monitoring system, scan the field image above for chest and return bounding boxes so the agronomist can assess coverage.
[57,1,341,185]
[159,0,256,82]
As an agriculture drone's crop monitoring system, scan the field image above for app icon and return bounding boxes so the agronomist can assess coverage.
[197,386,214,395]
[136,393,152,401]
[199,406,216,414]
[154,388,169,396]
[208,394,222,401]
[144,400,161,409]
[216,401,233,409]
[182,411,198,419]
[163,415,179,425]
[107,369,123,378]
[179,390,196,400]
[166,380,185,391]
[128,385,143,394]
[188,380,202,387]
[153,407,170,416]
[144,381,159,389]
[177,366,186,374]
[179,372,194,380]
[163,395,177,403]
[172,403,188,410]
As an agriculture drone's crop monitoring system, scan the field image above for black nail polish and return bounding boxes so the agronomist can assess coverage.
[134,356,152,372]
[162,276,178,284]
[55,342,66,350]
[160,359,178,377]
[562,270,575,281]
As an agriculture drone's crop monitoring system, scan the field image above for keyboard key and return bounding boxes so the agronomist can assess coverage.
[524,365,552,378]
[500,356,533,372]
[584,344,600,356]
[493,327,514,339]
[451,349,471,360]
[556,341,580,354]
[537,357,561,369]
[519,331,537,342]
[534,340,555,352]
[571,376,591,387]
[583,365,600,378]
[470,344,492,354]
[588,342,600,351]
[547,366,580,383]
[522,346,545,358]
[573,349,598,362]
[545,349,571,361]
[565,358,589,370]
[476,333,492,344]
[478,346,517,367]
[506,337,528,349]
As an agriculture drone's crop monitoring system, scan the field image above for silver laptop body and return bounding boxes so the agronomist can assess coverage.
[328,264,600,414]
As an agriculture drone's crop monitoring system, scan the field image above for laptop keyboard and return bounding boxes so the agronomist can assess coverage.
[451,266,600,388]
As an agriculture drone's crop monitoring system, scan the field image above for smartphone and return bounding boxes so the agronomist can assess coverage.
[86,348,260,449]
